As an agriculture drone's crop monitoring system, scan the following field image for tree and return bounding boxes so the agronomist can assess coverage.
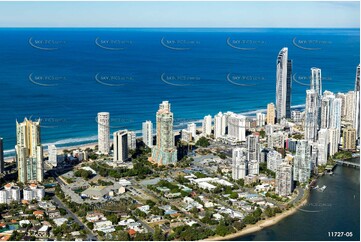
[195,137,210,147]
[87,222,94,230]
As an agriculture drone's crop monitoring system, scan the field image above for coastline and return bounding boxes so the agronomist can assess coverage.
[4,142,98,163]
[205,192,310,241]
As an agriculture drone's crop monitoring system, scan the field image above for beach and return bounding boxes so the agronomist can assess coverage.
[4,142,98,163]
[205,192,310,241]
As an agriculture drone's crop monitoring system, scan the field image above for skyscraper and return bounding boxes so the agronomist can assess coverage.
[343,127,356,150]
[202,115,212,136]
[127,131,136,150]
[214,112,224,139]
[266,103,275,125]
[311,67,322,97]
[0,138,3,174]
[293,140,311,183]
[97,112,110,154]
[151,101,177,165]
[16,118,43,183]
[317,129,329,166]
[345,91,355,122]
[304,89,319,141]
[48,144,58,167]
[232,148,248,180]
[256,113,266,127]
[246,135,259,161]
[276,162,293,197]
[275,47,292,122]
[142,120,153,148]
[187,123,197,139]
[267,150,283,172]
[354,64,360,140]
[328,128,339,156]
[227,113,246,142]
[113,130,128,162]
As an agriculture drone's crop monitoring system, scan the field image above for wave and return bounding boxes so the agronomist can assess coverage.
[4,104,306,157]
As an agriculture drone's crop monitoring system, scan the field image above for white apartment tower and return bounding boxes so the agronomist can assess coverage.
[275,47,292,121]
[142,120,153,148]
[97,112,110,154]
[202,115,212,136]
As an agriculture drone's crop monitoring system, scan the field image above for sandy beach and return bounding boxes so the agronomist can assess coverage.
[4,142,98,163]
[205,193,309,241]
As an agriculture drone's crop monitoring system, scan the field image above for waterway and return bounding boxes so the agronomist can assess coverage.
[235,157,360,241]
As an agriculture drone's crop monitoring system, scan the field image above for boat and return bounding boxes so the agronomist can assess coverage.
[313,185,319,190]
[318,185,327,192]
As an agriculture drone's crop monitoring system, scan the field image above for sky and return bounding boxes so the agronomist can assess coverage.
[0,1,359,28]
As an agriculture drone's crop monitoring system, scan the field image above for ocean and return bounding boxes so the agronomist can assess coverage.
[0,28,359,155]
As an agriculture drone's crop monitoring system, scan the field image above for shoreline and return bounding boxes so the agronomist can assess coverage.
[4,142,98,163]
[205,192,309,241]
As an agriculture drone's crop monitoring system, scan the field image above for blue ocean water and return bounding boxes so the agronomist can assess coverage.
[0,28,359,155]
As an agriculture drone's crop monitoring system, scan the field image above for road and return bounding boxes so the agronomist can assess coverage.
[131,178,210,229]
[52,194,98,241]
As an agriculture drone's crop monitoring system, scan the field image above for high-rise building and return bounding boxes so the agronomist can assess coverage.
[291,110,302,123]
[48,144,58,167]
[181,129,192,143]
[227,113,246,142]
[187,123,197,139]
[142,120,153,148]
[311,68,322,97]
[16,118,43,183]
[354,64,360,140]
[151,101,177,165]
[267,150,283,172]
[320,92,334,129]
[202,115,212,136]
[247,135,259,161]
[0,138,3,174]
[304,89,319,141]
[113,130,128,162]
[256,113,265,127]
[248,160,259,175]
[293,140,311,183]
[97,112,110,154]
[266,103,276,125]
[345,91,355,122]
[214,112,224,139]
[328,128,339,156]
[343,127,356,150]
[127,131,136,150]
[268,131,285,149]
[232,148,248,180]
[336,92,347,119]
[275,47,292,122]
[275,162,293,196]
[317,129,329,166]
